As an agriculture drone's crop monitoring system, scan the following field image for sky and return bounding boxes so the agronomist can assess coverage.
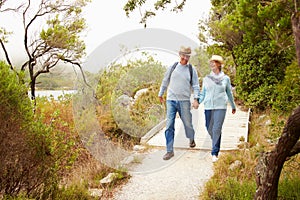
[83,0,211,55]
[0,0,212,65]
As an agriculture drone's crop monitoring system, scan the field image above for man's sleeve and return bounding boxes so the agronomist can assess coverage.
[192,67,200,99]
[158,66,172,97]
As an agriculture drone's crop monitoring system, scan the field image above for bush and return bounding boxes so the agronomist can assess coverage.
[272,62,300,112]
[0,62,78,199]
[234,40,291,110]
[96,57,166,147]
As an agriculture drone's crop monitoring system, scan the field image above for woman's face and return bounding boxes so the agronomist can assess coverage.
[209,60,221,71]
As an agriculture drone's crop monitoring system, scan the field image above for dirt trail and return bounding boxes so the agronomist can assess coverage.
[110,148,214,200]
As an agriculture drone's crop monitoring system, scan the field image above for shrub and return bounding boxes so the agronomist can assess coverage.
[96,57,166,147]
[272,62,300,112]
[234,40,291,110]
[0,62,78,199]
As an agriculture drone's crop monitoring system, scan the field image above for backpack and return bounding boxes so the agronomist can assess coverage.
[169,62,193,86]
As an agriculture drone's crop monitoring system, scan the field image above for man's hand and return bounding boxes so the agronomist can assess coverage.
[159,96,164,104]
[192,99,199,109]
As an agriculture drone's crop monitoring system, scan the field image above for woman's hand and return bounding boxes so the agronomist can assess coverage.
[192,99,199,109]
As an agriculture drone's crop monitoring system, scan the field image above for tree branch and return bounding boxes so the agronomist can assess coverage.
[0,0,23,12]
[0,38,13,69]
[61,58,92,89]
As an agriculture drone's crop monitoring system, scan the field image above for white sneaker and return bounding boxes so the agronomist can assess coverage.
[212,155,218,163]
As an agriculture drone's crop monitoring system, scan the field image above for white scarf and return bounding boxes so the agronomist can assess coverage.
[206,71,225,85]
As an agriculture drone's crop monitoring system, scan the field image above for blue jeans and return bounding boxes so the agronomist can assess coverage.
[165,100,195,152]
[204,109,226,156]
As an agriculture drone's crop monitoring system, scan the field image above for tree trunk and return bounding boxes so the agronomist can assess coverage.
[254,106,300,199]
[30,75,37,110]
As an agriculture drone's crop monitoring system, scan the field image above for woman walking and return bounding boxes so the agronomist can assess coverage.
[198,55,236,162]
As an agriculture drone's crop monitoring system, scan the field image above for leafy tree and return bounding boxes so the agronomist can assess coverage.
[204,0,295,109]
[0,0,90,102]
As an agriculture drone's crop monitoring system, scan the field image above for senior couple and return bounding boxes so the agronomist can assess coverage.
[158,46,236,162]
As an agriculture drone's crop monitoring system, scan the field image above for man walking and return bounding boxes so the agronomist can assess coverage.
[158,46,200,160]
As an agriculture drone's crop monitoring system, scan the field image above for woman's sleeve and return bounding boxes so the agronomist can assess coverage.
[225,77,236,109]
[198,79,206,104]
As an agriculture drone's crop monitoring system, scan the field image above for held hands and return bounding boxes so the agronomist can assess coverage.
[192,99,199,109]
[159,97,200,110]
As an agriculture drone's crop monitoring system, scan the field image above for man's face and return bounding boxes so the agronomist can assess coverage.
[180,54,190,64]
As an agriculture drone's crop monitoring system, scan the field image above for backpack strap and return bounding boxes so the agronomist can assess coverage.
[168,62,193,86]
[188,64,193,86]
[168,62,178,83]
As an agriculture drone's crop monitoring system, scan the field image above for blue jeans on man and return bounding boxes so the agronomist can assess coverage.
[165,100,195,153]
[204,109,226,156]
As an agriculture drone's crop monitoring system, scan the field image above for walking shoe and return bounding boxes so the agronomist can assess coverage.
[163,152,174,160]
[189,140,196,148]
[212,155,218,163]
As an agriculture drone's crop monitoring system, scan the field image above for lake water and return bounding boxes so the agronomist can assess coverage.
[29,90,77,100]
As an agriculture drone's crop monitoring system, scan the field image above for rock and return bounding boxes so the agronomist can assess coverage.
[88,188,103,197]
[134,88,148,99]
[229,160,243,171]
[133,145,146,151]
[100,172,119,184]
[117,94,132,107]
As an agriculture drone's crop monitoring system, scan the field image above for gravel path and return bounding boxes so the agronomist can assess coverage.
[110,148,214,200]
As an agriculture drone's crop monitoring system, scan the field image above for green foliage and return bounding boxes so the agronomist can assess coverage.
[202,178,256,200]
[40,13,86,57]
[268,117,285,142]
[189,47,210,78]
[123,0,187,25]
[0,27,12,43]
[278,173,300,200]
[0,61,31,119]
[96,55,166,146]
[0,62,79,199]
[52,184,97,200]
[272,62,300,112]
[206,0,296,110]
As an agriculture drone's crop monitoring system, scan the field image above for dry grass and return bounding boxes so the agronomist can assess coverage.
[36,96,131,199]
[60,147,130,199]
